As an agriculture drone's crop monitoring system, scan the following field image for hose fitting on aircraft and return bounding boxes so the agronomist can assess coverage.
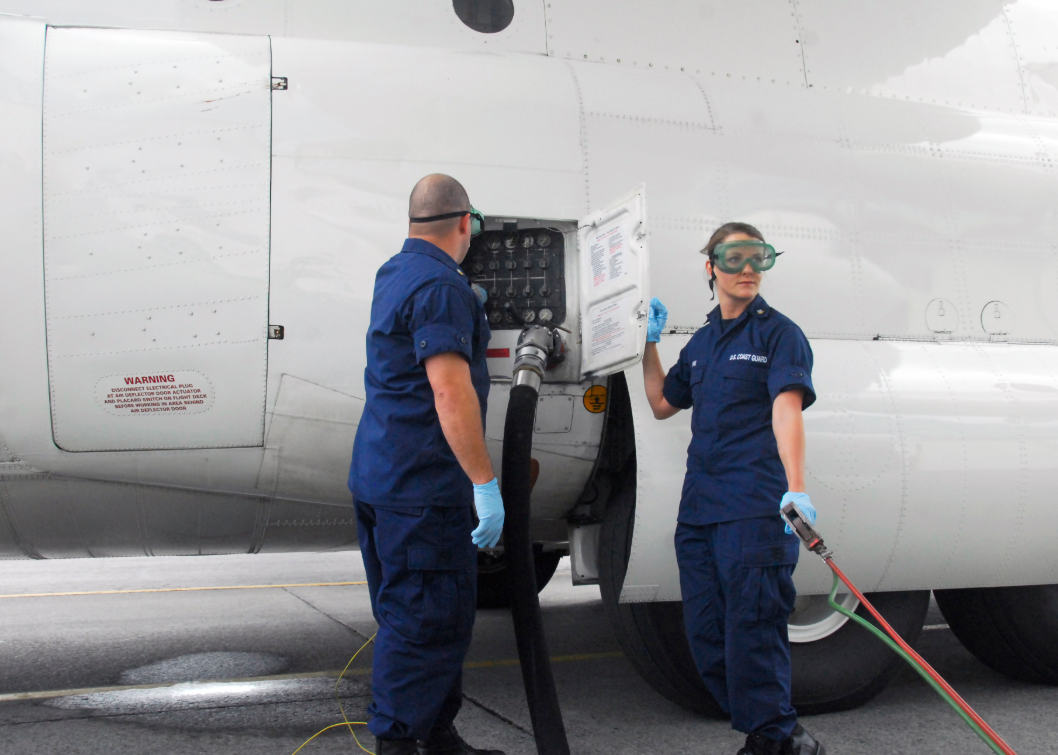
[512,324,563,391]
[501,323,570,755]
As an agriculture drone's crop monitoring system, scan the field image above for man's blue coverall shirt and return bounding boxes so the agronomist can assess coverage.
[349,238,491,507]
[662,295,816,526]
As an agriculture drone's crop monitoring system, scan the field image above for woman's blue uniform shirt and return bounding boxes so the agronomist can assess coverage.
[662,295,815,525]
[349,238,491,508]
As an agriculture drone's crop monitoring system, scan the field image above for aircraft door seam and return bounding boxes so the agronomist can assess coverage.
[861,342,910,592]
[564,61,591,213]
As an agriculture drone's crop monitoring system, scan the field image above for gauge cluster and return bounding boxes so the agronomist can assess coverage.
[462,228,566,330]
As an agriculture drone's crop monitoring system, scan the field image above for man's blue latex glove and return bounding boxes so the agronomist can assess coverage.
[472,478,505,548]
[780,492,816,535]
[647,297,668,343]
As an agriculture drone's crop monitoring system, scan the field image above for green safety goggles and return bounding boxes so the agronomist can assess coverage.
[709,241,782,274]
[409,205,485,236]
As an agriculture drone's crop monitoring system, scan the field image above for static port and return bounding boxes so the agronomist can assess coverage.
[539,308,553,322]
[537,232,552,248]
[505,260,517,270]
[539,285,551,297]
[522,310,536,323]
[521,234,534,248]
[538,258,550,269]
[504,234,517,249]
[487,235,501,251]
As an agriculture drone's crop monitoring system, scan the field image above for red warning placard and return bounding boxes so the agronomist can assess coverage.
[96,370,214,416]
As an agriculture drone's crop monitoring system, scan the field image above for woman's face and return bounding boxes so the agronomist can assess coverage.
[707,232,762,303]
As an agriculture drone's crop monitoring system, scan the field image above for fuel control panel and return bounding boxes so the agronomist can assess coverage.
[462,229,566,330]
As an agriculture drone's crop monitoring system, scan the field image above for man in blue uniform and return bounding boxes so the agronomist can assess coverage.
[641,222,826,755]
[350,174,505,755]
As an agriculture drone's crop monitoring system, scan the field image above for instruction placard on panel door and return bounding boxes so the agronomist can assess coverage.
[579,185,650,378]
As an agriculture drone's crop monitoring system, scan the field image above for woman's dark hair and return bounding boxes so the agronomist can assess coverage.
[700,221,765,298]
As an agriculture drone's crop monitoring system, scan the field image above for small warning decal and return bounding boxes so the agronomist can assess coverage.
[583,385,608,414]
[96,370,215,416]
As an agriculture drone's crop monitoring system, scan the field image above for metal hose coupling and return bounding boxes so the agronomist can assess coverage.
[512,324,562,390]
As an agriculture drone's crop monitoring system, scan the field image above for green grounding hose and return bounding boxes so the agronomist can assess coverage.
[826,571,1005,755]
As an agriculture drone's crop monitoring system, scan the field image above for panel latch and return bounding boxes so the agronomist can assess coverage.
[268,325,285,340]
[271,77,288,91]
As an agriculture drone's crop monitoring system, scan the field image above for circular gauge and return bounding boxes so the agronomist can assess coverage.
[488,310,501,324]
[538,308,553,322]
[472,262,484,273]
[537,232,551,248]
[505,285,516,298]
[504,234,517,249]
[522,310,536,323]
[504,312,515,324]
[505,260,517,270]
[537,258,549,269]
[521,234,534,249]
[486,235,501,251]
[523,285,533,296]
[539,285,550,297]
[488,260,499,270]
[522,259,533,268]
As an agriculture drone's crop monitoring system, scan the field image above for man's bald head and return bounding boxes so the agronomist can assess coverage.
[409,174,470,235]
[407,174,474,262]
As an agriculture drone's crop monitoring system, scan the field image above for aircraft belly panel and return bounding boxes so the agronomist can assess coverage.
[42,27,272,452]
[621,338,1058,601]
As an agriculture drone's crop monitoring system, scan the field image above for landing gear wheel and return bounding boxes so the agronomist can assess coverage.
[598,467,931,715]
[476,548,562,609]
[934,584,1058,684]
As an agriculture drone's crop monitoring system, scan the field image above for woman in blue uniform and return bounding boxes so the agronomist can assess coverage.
[642,222,826,755]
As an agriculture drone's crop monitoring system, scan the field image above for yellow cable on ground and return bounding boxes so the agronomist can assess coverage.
[291,722,370,755]
[291,632,377,755]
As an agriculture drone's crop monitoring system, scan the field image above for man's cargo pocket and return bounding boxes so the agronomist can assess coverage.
[406,543,477,641]
[737,539,799,626]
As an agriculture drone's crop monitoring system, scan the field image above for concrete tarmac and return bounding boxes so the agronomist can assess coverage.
[0,551,1054,755]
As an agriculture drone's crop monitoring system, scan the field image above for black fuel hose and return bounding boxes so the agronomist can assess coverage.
[500,382,571,755]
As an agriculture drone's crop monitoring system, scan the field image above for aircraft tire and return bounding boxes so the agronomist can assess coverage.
[934,584,1058,684]
[476,549,562,610]
[599,466,931,715]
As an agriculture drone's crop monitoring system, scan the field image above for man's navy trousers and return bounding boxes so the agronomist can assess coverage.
[675,514,800,741]
[356,500,478,740]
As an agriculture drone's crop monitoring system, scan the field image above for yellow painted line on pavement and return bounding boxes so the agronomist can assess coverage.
[0,581,368,600]
[0,651,625,703]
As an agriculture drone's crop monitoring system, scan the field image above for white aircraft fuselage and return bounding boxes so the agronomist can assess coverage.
[2,2,1057,602]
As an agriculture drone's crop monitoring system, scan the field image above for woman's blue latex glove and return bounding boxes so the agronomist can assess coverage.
[472,478,505,548]
[780,492,816,535]
[647,297,668,343]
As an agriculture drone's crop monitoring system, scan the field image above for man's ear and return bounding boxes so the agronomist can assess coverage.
[460,212,472,236]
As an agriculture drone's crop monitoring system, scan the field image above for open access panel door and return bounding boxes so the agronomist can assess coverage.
[42,28,272,451]
[578,185,650,379]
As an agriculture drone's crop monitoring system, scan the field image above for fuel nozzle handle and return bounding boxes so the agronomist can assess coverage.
[780,502,832,559]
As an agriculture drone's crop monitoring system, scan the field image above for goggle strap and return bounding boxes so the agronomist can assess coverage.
[409,210,470,223]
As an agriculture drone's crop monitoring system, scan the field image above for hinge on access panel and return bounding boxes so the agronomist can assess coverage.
[271,77,288,91]
[268,325,285,340]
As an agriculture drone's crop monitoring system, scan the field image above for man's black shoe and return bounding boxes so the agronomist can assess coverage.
[376,738,419,755]
[418,724,505,755]
[737,732,783,755]
[782,724,826,755]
